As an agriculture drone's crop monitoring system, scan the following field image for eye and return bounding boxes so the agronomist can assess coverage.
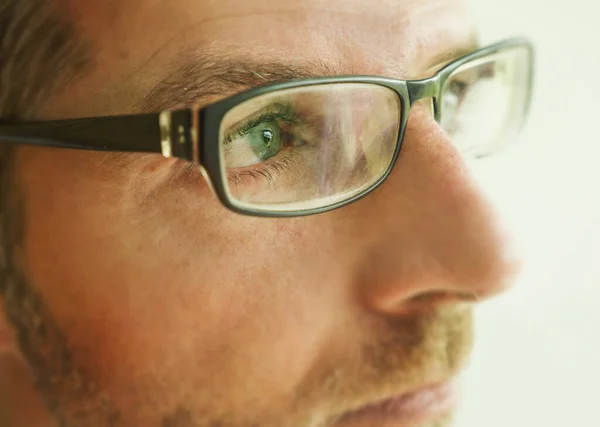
[247,120,282,161]
[224,119,285,168]
[440,79,470,123]
[446,80,468,100]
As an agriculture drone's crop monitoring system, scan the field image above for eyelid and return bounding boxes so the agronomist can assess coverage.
[224,103,296,142]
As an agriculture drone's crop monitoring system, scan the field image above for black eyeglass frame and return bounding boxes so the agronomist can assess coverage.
[0,38,534,217]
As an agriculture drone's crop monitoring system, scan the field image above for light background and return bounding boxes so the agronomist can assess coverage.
[456,0,600,426]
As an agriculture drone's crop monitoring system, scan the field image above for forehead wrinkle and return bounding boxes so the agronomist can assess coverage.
[51,0,476,118]
[134,4,476,113]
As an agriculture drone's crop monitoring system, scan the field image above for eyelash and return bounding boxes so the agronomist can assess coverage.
[224,104,300,144]
[224,103,312,187]
[227,148,303,187]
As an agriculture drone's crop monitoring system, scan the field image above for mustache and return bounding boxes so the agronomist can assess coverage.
[293,303,474,427]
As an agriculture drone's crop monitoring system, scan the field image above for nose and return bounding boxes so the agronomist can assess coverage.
[349,106,523,314]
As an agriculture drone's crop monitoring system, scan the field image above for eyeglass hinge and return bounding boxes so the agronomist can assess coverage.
[159,110,196,162]
[159,111,173,158]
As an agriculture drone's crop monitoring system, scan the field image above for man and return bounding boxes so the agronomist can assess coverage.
[0,0,533,426]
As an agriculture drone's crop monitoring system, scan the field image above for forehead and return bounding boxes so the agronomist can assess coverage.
[52,0,475,115]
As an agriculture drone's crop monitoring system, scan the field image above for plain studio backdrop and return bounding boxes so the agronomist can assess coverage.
[456,0,600,426]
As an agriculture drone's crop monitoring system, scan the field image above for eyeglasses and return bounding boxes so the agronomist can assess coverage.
[0,38,534,217]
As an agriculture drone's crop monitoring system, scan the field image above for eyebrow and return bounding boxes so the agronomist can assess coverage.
[140,57,341,112]
[141,39,480,113]
[425,36,481,72]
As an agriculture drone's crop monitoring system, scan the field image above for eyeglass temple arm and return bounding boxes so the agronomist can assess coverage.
[0,109,195,161]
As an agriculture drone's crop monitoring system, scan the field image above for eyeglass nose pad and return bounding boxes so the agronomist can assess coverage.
[198,165,218,198]
[413,97,436,119]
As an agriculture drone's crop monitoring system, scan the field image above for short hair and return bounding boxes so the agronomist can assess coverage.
[0,0,91,120]
[0,0,90,294]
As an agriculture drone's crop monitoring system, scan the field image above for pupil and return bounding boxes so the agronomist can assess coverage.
[262,130,273,145]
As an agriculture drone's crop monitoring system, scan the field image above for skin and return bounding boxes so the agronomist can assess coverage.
[0,0,523,426]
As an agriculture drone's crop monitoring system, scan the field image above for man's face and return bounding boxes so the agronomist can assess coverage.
[0,0,522,426]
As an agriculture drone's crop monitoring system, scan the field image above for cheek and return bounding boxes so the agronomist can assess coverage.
[17,149,341,408]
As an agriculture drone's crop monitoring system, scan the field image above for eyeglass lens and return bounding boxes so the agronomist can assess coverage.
[218,46,531,213]
[218,83,402,212]
[440,46,532,157]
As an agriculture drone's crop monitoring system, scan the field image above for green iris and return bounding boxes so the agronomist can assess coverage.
[247,120,282,161]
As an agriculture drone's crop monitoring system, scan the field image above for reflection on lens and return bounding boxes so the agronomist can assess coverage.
[440,46,532,157]
[219,83,402,213]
